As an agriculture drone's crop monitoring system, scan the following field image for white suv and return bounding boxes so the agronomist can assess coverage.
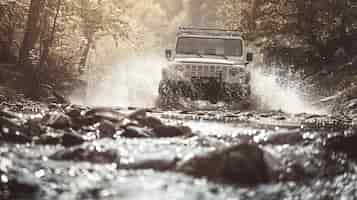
[159,27,253,105]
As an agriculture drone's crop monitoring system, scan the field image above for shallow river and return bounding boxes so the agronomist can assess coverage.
[1,104,356,200]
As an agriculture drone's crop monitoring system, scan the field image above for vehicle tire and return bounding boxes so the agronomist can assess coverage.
[158,80,179,106]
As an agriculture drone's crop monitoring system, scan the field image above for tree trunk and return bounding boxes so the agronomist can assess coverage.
[17,0,46,98]
[40,0,61,70]
[18,0,45,67]
[79,37,93,72]
[249,0,261,30]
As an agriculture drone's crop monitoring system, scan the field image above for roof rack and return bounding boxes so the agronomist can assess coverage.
[178,27,242,37]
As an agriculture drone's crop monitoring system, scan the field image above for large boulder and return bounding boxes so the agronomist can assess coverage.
[176,144,280,185]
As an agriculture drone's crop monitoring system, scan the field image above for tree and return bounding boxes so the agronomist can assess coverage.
[0,0,27,62]
[218,0,357,62]
[63,0,129,71]
[18,0,46,67]
[16,0,46,97]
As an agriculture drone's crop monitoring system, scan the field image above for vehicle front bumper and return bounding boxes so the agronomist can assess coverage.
[159,78,250,100]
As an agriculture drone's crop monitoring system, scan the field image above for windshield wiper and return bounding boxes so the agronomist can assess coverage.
[217,54,229,60]
[194,53,203,58]
[206,53,229,60]
[180,52,203,58]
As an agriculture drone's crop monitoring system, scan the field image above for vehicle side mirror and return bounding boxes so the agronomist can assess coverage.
[247,52,254,62]
[165,49,172,60]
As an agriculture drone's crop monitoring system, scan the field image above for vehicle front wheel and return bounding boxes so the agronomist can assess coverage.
[158,80,180,107]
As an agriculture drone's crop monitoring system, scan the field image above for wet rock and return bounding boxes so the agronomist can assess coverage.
[120,158,179,171]
[325,132,357,159]
[0,173,40,200]
[128,109,164,129]
[261,129,304,145]
[153,125,192,138]
[36,132,62,145]
[273,115,287,121]
[24,119,46,137]
[260,113,272,118]
[42,112,72,129]
[0,131,31,144]
[0,110,18,119]
[138,116,164,129]
[98,120,117,138]
[62,132,85,147]
[66,106,83,119]
[127,108,148,120]
[50,145,120,164]
[65,106,91,127]
[85,107,125,124]
[0,118,31,144]
[278,161,311,181]
[120,126,154,138]
[176,144,279,185]
[0,116,21,130]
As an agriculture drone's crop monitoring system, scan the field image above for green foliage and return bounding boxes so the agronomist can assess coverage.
[0,0,28,61]
[218,0,357,60]
[0,0,131,98]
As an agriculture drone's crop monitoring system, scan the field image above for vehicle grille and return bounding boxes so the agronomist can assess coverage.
[183,64,229,78]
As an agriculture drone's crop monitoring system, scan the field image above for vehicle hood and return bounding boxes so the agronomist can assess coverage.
[173,57,245,65]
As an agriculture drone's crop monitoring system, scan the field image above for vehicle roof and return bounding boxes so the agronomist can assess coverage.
[177,34,243,40]
[177,27,243,39]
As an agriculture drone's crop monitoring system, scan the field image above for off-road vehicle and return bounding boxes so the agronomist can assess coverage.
[159,27,253,105]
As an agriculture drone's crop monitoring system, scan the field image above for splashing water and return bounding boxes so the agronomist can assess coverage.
[249,66,325,114]
[74,56,325,115]
[73,54,166,107]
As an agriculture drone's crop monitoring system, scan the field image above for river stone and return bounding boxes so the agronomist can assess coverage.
[0,110,18,119]
[98,120,117,138]
[325,133,357,159]
[61,132,85,147]
[42,112,72,129]
[36,132,62,145]
[127,108,148,120]
[50,145,120,164]
[138,116,164,129]
[262,129,304,145]
[0,117,31,144]
[153,125,192,137]
[176,144,279,185]
[66,107,90,127]
[0,176,40,200]
[120,158,179,171]
[128,109,164,129]
[85,107,125,124]
[120,126,154,138]
[0,131,31,144]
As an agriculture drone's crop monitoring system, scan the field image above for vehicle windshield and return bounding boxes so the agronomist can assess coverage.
[176,37,243,57]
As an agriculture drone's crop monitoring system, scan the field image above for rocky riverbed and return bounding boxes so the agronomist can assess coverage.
[1,99,357,200]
